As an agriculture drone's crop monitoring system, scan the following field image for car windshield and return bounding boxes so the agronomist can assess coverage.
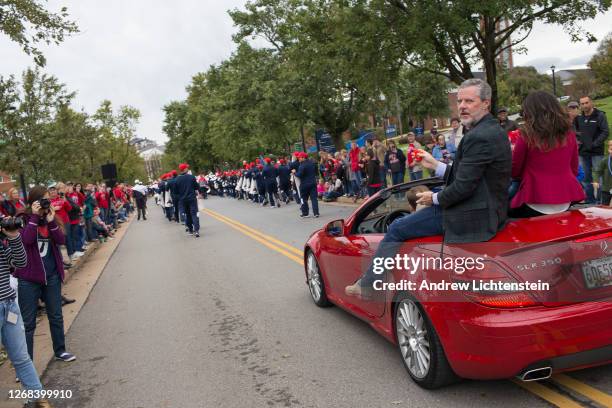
[353,179,446,234]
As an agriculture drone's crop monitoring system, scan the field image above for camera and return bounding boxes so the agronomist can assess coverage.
[39,198,51,210]
[0,216,24,232]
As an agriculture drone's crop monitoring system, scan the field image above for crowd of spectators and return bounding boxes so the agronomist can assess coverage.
[0,179,142,406]
[314,93,609,208]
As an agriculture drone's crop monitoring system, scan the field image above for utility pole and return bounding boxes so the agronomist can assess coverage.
[395,89,403,135]
[300,123,306,152]
[550,65,557,97]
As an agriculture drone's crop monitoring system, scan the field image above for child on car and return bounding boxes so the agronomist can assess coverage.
[405,185,430,213]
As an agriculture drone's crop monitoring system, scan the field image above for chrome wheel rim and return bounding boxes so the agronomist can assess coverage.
[307,253,322,302]
[396,300,431,379]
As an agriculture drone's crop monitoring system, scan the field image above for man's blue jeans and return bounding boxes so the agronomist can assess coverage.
[299,184,320,216]
[100,207,109,226]
[409,170,423,181]
[64,223,74,256]
[391,171,405,186]
[380,168,387,188]
[68,223,82,253]
[579,155,604,203]
[0,298,43,391]
[78,223,86,247]
[18,274,66,360]
[360,205,444,287]
[180,197,200,233]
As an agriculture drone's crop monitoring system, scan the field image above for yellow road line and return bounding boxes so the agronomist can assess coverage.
[205,210,304,265]
[204,208,304,256]
[202,207,607,408]
[551,374,612,407]
[512,380,584,408]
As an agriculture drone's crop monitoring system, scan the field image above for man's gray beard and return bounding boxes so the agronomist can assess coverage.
[461,111,487,129]
[460,118,473,128]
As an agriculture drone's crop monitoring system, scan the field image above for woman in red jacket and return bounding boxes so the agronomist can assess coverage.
[509,91,585,218]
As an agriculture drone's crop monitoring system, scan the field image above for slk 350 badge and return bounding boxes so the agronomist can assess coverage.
[516,258,562,271]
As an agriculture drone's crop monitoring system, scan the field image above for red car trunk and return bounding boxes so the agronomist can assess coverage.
[491,207,612,306]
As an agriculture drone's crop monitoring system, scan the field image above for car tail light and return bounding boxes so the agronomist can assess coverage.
[451,261,541,309]
[462,291,539,308]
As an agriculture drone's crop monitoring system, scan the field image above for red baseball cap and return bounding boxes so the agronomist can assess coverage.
[179,163,189,171]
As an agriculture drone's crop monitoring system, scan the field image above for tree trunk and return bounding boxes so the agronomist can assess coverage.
[331,131,345,151]
[483,17,499,115]
[484,59,499,115]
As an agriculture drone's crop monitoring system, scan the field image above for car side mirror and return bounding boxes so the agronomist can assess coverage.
[326,219,345,237]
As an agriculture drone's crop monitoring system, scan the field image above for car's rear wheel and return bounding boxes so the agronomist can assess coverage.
[306,251,331,307]
[395,295,457,389]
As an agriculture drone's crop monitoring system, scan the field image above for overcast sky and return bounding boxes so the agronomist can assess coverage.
[1,2,611,144]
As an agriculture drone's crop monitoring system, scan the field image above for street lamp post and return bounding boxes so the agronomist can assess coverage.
[551,65,557,97]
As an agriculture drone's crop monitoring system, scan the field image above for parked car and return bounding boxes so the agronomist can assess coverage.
[303,178,612,388]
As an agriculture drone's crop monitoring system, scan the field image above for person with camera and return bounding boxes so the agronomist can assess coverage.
[14,186,77,363]
[0,214,46,396]
[0,193,8,217]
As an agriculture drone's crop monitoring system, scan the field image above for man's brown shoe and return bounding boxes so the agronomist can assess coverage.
[345,280,372,300]
[24,400,54,408]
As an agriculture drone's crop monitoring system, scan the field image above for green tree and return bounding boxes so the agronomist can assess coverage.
[0,0,78,66]
[380,0,610,112]
[231,0,394,149]
[497,66,552,111]
[92,100,146,182]
[162,43,303,167]
[393,66,450,126]
[0,67,75,185]
[47,105,100,181]
[589,32,612,95]
[566,71,600,100]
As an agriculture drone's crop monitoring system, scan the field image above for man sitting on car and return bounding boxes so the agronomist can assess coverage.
[346,78,511,298]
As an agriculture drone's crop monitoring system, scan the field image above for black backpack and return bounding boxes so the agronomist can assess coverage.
[67,198,81,220]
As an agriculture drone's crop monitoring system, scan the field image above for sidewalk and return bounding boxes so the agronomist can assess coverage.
[0,215,135,407]
[326,196,364,207]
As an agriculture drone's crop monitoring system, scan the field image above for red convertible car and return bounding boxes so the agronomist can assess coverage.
[303,178,612,388]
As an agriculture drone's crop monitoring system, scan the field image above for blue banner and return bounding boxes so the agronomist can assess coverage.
[385,124,397,138]
[315,129,336,154]
[345,129,375,150]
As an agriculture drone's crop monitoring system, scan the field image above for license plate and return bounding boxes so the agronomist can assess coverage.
[581,256,612,289]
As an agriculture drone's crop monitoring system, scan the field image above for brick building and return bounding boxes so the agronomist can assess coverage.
[0,171,16,195]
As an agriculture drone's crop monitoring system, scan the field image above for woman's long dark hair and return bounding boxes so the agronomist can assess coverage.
[26,186,65,230]
[521,91,571,151]
[24,186,49,225]
[26,186,48,209]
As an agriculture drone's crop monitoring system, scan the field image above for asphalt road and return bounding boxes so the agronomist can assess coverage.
[41,197,609,408]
